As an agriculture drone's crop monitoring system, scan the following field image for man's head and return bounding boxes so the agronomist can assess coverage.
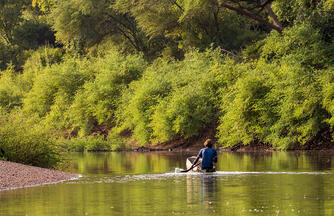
[204,139,213,148]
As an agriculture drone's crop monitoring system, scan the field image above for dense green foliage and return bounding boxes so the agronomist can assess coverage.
[0,0,333,166]
[218,23,334,149]
[0,110,60,167]
[115,50,234,145]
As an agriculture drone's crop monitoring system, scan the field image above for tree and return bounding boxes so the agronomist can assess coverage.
[116,0,263,54]
[0,0,29,45]
[49,0,156,57]
[217,0,283,33]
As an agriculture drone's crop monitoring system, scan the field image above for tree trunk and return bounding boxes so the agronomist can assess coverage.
[262,0,283,33]
[218,0,283,33]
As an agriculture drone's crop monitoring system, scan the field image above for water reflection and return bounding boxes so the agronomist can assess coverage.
[1,151,334,216]
[201,175,217,201]
[66,151,191,175]
[218,151,334,172]
[64,151,334,176]
[185,174,218,215]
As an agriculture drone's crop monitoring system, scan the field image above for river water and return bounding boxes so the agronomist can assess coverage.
[1,151,334,215]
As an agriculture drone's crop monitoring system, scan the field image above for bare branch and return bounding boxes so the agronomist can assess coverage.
[218,1,283,33]
[218,47,242,59]
[261,0,282,30]
[169,0,184,12]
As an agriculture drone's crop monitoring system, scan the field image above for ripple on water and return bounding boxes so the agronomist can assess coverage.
[65,170,330,185]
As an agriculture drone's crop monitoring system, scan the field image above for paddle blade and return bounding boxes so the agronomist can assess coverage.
[174,168,185,173]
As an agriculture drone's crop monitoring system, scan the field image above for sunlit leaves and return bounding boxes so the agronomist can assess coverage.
[32,0,54,12]
[69,51,147,136]
[116,50,226,145]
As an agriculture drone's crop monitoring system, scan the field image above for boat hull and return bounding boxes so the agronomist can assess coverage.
[186,156,216,173]
[186,156,200,172]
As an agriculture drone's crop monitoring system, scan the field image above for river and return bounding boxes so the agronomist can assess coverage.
[1,151,334,215]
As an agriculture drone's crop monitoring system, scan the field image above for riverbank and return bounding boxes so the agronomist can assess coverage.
[134,141,334,153]
[0,160,80,191]
[131,129,334,152]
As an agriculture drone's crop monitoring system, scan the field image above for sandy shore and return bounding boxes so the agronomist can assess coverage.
[0,160,80,191]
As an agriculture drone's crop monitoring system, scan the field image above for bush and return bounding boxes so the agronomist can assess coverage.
[260,24,330,69]
[217,57,329,149]
[217,24,333,149]
[68,51,147,136]
[107,131,127,151]
[320,67,334,127]
[23,57,91,118]
[115,58,177,144]
[85,135,111,151]
[116,49,233,145]
[59,132,127,152]
[0,110,60,168]
[22,47,63,89]
[0,66,25,111]
[57,137,86,152]
[267,58,327,149]
[217,61,276,147]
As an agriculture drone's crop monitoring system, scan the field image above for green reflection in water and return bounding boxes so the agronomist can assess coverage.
[1,151,334,216]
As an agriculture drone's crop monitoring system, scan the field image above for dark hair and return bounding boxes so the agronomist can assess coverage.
[204,139,213,147]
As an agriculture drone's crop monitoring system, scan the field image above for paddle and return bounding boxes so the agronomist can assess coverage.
[181,162,201,173]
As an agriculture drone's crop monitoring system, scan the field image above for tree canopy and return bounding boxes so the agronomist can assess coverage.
[0,0,333,162]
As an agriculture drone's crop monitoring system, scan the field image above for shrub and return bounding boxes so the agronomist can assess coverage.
[68,51,147,136]
[149,85,214,142]
[320,67,334,127]
[58,132,128,152]
[261,24,329,69]
[22,47,63,90]
[85,135,111,151]
[217,24,333,149]
[0,110,60,168]
[57,137,86,152]
[0,66,24,111]
[115,58,177,144]
[217,57,329,149]
[116,49,234,145]
[266,58,327,149]
[23,57,91,118]
[107,131,127,151]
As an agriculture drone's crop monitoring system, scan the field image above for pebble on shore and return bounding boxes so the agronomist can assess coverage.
[0,160,80,190]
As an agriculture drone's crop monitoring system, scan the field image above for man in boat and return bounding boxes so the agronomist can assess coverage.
[192,139,217,172]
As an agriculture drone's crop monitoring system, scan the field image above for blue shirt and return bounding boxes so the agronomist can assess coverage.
[197,147,217,169]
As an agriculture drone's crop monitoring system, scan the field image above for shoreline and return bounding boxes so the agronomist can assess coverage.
[123,127,334,152]
[131,141,334,153]
[0,160,80,191]
[0,141,334,192]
